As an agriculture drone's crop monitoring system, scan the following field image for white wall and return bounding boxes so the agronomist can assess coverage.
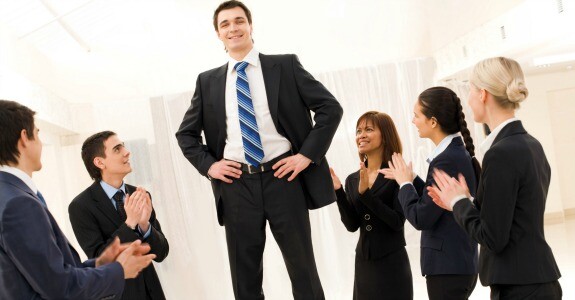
[519,69,575,218]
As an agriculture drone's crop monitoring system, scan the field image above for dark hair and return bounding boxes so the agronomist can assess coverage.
[0,100,36,166]
[356,111,402,165]
[213,0,252,31]
[418,86,481,179]
[81,131,116,181]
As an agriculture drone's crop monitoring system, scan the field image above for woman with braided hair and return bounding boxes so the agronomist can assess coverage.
[379,86,480,299]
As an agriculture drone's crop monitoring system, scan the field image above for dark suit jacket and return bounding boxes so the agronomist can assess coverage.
[176,53,343,225]
[0,171,124,300]
[335,168,406,260]
[452,121,561,286]
[398,137,478,276]
[69,182,169,300]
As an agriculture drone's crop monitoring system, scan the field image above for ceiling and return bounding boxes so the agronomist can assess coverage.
[1,0,574,103]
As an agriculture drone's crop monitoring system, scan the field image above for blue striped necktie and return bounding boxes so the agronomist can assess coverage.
[235,61,265,166]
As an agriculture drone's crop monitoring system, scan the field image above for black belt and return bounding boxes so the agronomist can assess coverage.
[239,151,292,175]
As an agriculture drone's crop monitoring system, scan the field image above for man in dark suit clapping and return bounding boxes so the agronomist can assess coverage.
[69,131,169,300]
[0,100,155,300]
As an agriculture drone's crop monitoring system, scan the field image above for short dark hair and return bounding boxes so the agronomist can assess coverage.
[81,131,116,181]
[0,100,36,166]
[356,111,402,164]
[213,0,252,31]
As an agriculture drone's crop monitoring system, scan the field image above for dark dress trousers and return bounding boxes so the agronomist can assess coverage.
[69,182,169,300]
[0,171,124,300]
[398,137,478,299]
[335,168,413,300]
[176,53,343,300]
[451,121,562,299]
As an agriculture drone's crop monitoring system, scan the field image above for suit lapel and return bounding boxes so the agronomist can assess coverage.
[260,54,281,129]
[210,63,228,156]
[89,182,123,227]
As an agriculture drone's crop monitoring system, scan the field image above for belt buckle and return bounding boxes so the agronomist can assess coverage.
[246,164,265,174]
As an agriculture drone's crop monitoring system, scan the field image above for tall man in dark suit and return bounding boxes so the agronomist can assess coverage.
[0,100,155,300]
[175,1,343,299]
[69,131,169,300]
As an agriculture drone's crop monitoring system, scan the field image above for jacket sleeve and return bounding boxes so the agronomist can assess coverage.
[398,159,452,230]
[291,54,343,163]
[453,149,518,253]
[3,197,124,299]
[357,183,405,231]
[175,74,217,177]
[69,198,140,259]
[334,176,360,232]
[142,193,169,262]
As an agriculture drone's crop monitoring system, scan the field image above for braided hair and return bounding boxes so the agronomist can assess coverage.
[418,87,481,180]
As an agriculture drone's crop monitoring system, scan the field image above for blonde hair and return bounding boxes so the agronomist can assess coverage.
[470,57,529,110]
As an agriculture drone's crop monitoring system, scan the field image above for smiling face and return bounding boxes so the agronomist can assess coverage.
[216,6,253,56]
[95,135,132,180]
[356,119,383,156]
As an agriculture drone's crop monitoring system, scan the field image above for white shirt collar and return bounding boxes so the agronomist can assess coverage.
[427,133,461,163]
[0,165,38,194]
[480,117,520,155]
[227,48,260,75]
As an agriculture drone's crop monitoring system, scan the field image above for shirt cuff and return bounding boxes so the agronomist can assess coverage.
[137,223,152,239]
[450,195,473,210]
[399,182,413,189]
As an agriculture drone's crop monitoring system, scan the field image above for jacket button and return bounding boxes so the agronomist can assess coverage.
[366,225,372,231]
[364,214,370,220]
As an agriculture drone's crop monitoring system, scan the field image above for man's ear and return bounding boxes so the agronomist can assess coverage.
[19,129,30,147]
[93,157,105,170]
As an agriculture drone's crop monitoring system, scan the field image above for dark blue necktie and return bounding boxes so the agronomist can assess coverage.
[113,190,127,221]
[36,191,46,206]
[235,61,265,167]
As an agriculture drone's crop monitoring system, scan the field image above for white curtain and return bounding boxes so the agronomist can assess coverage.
[140,57,484,299]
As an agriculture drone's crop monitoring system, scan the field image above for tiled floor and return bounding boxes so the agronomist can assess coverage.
[408,217,575,299]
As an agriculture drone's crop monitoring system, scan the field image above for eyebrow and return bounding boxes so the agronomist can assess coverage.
[219,16,246,27]
[112,143,124,151]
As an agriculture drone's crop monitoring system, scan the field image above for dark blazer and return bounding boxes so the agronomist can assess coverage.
[69,182,169,300]
[452,121,561,286]
[176,53,343,225]
[0,171,124,300]
[335,168,406,260]
[398,137,478,276]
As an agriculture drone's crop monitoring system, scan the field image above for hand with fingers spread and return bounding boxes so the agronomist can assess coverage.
[429,169,471,211]
[379,152,414,183]
[358,162,369,195]
[115,240,156,279]
[135,186,152,232]
[329,168,342,190]
[124,191,144,229]
[272,153,311,181]
[208,159,242,183]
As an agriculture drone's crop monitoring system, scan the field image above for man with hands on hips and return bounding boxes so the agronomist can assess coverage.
[175,1,342,299]
[69,131,169,300]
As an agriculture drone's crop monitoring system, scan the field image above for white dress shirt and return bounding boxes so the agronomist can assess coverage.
[0,165,38,194]
[223,48,291,163]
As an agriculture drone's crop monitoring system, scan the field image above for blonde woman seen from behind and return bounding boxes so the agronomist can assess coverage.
[429,57,562,300]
